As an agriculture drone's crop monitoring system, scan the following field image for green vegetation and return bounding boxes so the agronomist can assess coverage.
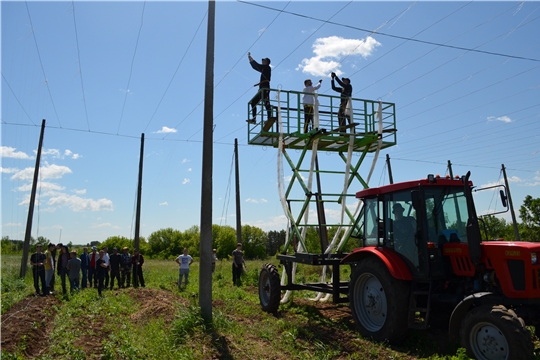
[2,254,472,359]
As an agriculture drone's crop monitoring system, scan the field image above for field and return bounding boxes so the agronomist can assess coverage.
[2,254,477,359]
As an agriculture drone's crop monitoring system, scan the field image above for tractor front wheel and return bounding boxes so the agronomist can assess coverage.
[461,304,533,360]
[349,257,410,344]
[258,263,281,313]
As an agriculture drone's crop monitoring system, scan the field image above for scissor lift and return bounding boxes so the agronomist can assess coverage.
[249,88,397,303]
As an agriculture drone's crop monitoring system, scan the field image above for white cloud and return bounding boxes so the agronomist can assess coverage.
[17,181,65,192]
[155,126,177,134]
[92,222,113,228]
[64,149,81,159]
[1,167,19,174]
[159,202,168,206]
[72,189,87,195]
[47,194,113,212]
[187,168,192,172]
[1,146,32,159]
[11,163,72,181]
[40,148,61,158]
[3,222,22,227]
[246,198,268,204]
[182,158,190,163]
[487,116,513,123]
[297,36,381,77]
[182,178,190,185]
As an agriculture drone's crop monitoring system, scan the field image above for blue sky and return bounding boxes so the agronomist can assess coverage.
[2,1,539,245]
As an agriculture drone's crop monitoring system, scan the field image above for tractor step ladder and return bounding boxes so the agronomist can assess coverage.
[408,281,433,329]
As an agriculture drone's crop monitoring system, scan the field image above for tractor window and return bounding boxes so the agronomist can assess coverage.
[385,191,418,269]
[364,198,379,246]
[424,187,468,245]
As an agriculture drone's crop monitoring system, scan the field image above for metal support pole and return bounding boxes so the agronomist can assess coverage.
[20,119,46,278]
[386,154,393,184]
[502,164,520,241]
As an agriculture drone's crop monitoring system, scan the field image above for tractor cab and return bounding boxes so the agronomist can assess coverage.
[352,174,473,279]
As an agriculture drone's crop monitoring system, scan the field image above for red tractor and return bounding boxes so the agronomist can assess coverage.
[259,172,540,359]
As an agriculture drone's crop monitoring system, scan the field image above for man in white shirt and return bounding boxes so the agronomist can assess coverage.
[302,78,323,133]
[175,248,194,289]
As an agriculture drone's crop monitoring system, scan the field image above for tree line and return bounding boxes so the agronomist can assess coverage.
[3,196,538,258]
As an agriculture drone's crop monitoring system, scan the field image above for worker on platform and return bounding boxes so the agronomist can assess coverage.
[331,72,352,131]
[302,78,323,133]
[247,52,273,124]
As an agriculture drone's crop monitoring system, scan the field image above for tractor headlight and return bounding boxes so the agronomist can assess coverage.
[532,252,538,265]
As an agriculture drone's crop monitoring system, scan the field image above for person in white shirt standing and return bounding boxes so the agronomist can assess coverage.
[175,248,194,289]
[302,78,323,133]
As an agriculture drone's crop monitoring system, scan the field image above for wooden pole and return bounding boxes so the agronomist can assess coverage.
[20,119,46,278]
[235,138,242,245]
[134,133,145,251]
[199,0,215,322]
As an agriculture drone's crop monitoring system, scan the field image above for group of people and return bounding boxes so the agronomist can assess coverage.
[246,52,353,133]
[30,243,146,297]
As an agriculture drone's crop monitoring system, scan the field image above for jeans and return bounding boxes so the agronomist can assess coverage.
[32,268,46,294]
[179,268,189,287]
[70,277,80,292]
[81,267,88,288]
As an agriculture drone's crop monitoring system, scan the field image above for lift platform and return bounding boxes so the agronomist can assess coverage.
[249,88,397,303]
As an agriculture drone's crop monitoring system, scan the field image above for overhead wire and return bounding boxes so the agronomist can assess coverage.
[239,0,540,63]
[24,1,62,128]
[70,1,91,132]
[1,73,37,125]
[142,9,208,133]
[116,1,147,135]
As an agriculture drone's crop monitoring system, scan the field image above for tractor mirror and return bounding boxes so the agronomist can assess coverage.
[499,190,508,208]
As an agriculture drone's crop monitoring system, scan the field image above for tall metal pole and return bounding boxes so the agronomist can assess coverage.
[199,0,215,322]
[134,133,145,251]
[20,119,46,278]
[502,164,520,241]
[234,138,242,245]
[385,154,393,184]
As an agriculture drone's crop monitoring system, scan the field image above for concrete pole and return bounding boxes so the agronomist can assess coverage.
[20,119,46,278]
[199,0,215,322]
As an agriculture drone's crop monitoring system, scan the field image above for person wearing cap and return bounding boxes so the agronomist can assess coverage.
[302,78,323,133]
[246,52,273,124]
[96,250,108,296]
[330,72,353,131]
[80,247,89,289]
[30,244,46,296]
[88,246,98,288]
[108,247,122,290]
[120,247,132,288]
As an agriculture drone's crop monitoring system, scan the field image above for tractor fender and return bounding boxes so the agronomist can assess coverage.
[341,247,412,281]
[448,292,499,340]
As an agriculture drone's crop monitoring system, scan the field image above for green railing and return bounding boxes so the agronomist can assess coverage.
[247,88,397,152]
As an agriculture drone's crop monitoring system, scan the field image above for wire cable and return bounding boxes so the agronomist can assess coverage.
[71,1,91,132]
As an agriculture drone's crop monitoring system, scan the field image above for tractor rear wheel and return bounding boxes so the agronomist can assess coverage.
[349,257,410,344]
[258,263,281,313]
[460,304,533,360]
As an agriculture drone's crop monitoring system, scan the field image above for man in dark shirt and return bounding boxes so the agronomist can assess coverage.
[232,243,245,286]
[131,249,145,288]
[80,247,89,289]
[109,247,122,290]
[331,72,353,130]
[120,247,132,288]
[30,244,46,296]
[247,52,273,124]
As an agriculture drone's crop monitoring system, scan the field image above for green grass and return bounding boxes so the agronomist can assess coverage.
[1,254,483,359]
